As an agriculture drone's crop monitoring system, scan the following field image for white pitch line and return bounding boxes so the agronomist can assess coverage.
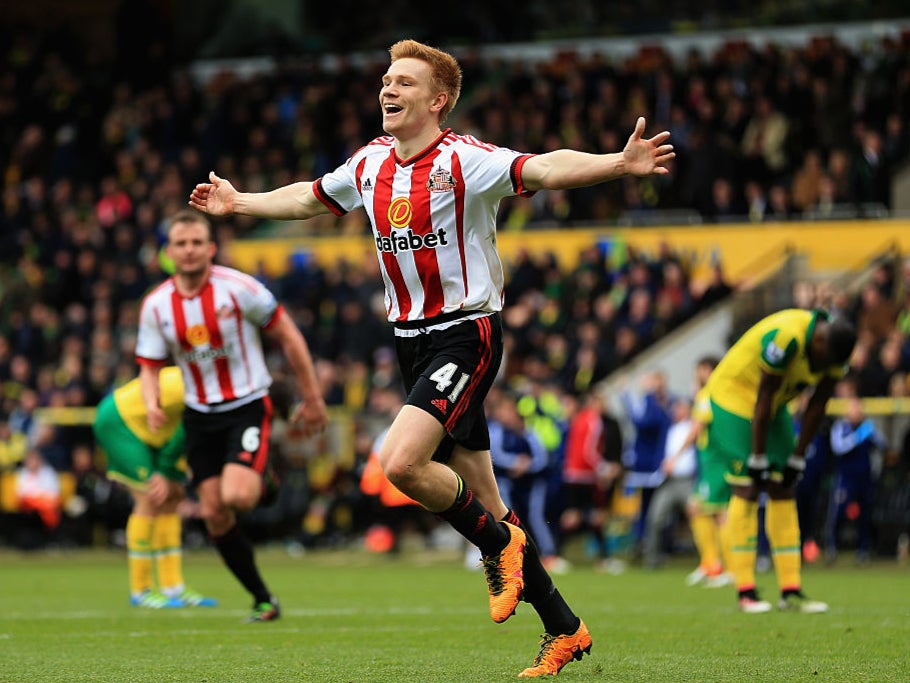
[2,604,473,622]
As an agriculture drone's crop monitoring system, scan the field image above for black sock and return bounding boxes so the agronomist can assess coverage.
[503,509,580,636]
[212,524,271,604]
[437,475,509,556]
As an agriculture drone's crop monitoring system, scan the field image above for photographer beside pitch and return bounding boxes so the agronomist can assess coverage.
[189,39,673,676]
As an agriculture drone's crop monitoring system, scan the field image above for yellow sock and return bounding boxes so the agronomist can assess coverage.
[690,512,722,572]
[126,514,155,596]
[718,514,732,572]
[152,513,184,594]
[723,496,759,591]
[765,498,801,592]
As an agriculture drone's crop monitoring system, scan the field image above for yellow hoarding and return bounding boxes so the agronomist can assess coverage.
[225,220,910,287]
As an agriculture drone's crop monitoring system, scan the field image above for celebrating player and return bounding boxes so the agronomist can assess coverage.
[189,39,673,675]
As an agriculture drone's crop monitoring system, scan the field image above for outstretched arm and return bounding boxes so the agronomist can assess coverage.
[188,172,332,221]
[520,117,674,192]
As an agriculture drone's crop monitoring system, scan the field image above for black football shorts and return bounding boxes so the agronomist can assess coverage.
[183,395,273,484]
[395,313,503,462]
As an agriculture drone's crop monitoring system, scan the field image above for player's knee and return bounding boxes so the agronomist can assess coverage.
[383,456,422,495]
[202,504,233,534]
[222,486,259,511]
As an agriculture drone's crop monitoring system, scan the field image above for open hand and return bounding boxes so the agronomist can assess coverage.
[188,171,238,216]
[623,117,675,176]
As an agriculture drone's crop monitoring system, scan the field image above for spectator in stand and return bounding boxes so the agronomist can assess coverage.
[851,128,890,211]
[487,389,567,574]
[693,262,735,312]
[0,419,29,470]
[826,398,887,564]
[655,260,693,331]
[766,183,795,221]
[790,149,825,213]
[740,95,790,186]
[619,288,657,349]
[793,393,833,565]
[14,449,63,546]
[560,389,624,573]
[825,148,855,204]
[744,181,769,223]
[619,370,673,553]
[642,396,697,569]
[851,341,891,398]
[704,178,744,223]
[856,282,898,347]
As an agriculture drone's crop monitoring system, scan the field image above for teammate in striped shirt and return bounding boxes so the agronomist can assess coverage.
[189,39,673,675]
[136,210,329,622]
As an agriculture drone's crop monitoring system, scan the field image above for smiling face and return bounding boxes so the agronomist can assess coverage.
[379,57,448,145]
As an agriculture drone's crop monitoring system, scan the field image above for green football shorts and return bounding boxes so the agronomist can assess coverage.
[93,395,186,489]
[703,399,796,487]
[691,446,731,511]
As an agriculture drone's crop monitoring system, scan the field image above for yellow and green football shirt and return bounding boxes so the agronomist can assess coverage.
[691,385,713,451]
[113,366,185,448]
[705,308,845,420]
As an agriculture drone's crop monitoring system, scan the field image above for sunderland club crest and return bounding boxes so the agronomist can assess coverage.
[427,166,457,192]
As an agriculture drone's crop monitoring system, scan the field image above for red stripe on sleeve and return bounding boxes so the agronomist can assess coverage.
[262,303,284,331]
[510,154,538,197]
[313,178,347,216]
[136,356,168,368]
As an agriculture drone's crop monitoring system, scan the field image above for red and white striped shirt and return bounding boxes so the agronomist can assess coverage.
[136,265,280,412]
[313,129,535,325]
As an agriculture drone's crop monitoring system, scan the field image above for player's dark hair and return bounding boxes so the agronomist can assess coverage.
[826,319,857,366]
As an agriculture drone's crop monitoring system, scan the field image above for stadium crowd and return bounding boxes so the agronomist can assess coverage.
[1,23,910,555]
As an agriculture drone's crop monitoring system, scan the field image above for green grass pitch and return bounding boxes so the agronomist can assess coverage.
[1,546,908,682]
